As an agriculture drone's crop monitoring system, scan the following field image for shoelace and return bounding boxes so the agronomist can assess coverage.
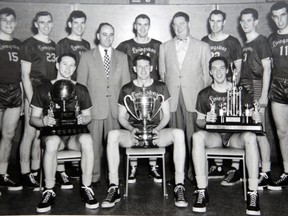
[29,173,39,185]
[275,173,288,184]
[174,185,185,201]
[106,186,117,201]
[3,174,16,184]
[60,172,69,183]
[129,166,137,177]
[195,189,205,204]
[224,170,236,181]
[151,165,161,177]
[258,172,268,183]
[42,190,55,203]
[82,185,94,201]
[248,191,258,207]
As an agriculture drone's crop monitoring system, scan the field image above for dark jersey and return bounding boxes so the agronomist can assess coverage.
[196,85,252,116]
[269,32,288,78]
[56,37,90,80]
[241,35,272,80]
[31,79,92,116]
[118,80,170,128]
[116,38,161,80]
[201,35,242,77]
[0,38,21,84]
[20,37,56,89]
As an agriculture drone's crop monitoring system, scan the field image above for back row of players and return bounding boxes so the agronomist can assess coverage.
[0,1,288,214]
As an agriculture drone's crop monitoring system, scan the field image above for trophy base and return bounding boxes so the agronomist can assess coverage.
[40,125,90,137]
[206,120,263,134]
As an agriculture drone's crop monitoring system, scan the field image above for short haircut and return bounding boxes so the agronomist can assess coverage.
[0,7,16,18]
[209,56,229,71]
[68,10,87,23]
[271,1,288,13]
[133,55,152,66]
[172,11,189,22]
[209,9,226,21]
[240,8,258,20]
[97,22,114,34]
[57,53,76,64]
[135,14,150,25]
[33,11,53,23]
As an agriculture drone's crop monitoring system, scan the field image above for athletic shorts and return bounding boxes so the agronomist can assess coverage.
[0,83,22,109]
[219,133,233,147]
[240,79,262,101]
[269,77,288,104]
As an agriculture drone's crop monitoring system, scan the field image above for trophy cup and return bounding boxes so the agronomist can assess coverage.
[41,80,89,136]
[124,86,164,148]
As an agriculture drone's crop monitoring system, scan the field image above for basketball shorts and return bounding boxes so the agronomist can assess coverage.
[270,76,288,104]
[0,83,22,109]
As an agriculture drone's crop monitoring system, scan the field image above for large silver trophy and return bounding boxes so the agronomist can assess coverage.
[124,86,164,148]
[41,80,89,136]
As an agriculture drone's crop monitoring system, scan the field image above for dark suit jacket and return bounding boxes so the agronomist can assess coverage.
[77,46,130,120]
[159,35,212,112]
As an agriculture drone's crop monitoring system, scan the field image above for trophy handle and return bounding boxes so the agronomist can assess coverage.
[124,95,141,121]
[150,93,165,120]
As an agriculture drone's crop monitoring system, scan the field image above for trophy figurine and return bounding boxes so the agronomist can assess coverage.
[41,79,89,136]
[124,86,164,148]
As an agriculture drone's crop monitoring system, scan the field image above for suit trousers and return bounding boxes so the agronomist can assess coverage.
[170,90,197,181]
[88,111,120,183]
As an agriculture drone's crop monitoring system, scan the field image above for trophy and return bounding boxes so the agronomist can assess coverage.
[41,79,89,136]
[124,86,164,148]
[225,70,243,123]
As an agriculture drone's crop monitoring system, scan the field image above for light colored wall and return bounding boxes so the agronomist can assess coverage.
[0,2,274,47]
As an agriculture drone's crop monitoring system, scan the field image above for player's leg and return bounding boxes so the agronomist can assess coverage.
[0,107,22,190]
[101,129,132,208]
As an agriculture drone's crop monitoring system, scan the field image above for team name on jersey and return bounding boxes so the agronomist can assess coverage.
[243,46,253,52]
[132,47,157,54]
[0,44,20,50]
[70,44,88,52]
[37,45,55,52]
[271,38,288,48]
[209,95,226,104]
[210,45,227,52]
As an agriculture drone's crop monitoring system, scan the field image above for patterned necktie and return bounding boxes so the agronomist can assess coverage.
[103,49,110,78]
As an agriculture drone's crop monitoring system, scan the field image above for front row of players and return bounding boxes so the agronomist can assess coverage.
[33,53,263,215]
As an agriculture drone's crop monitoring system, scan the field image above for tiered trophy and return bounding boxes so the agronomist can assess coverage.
[206,70,263,133]
[124,86,164,148]
[41,80,89,136]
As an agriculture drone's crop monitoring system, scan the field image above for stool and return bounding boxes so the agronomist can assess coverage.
[205,148,247,200]
[125,147,167,197]
[39,150,82,191]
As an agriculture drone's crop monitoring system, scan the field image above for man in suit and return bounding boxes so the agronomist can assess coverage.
[77,23,130,185]
[159,12,211,183]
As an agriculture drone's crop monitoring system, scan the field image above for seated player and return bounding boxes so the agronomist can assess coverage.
[192,56,261,215]
[101,55,187,208]
[29,53,98,213]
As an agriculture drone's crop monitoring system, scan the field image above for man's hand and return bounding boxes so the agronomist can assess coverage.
[131,128,140,146]
[42,115,56,127]
[252,111,262,124]
[206,111,217,123]
[77,114,83,125]
[151,128,159,146]
[258,96,268,108]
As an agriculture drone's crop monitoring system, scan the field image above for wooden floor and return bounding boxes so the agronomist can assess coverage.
[0,159,287,216]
